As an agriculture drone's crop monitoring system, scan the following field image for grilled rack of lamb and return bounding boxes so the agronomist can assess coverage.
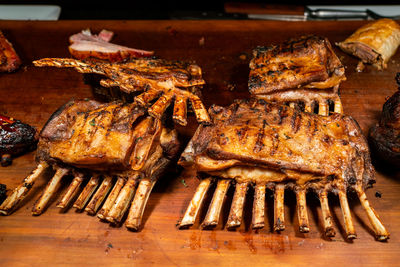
[69,29,154,62]
[0,115,37,166]
[249,35,346,115]
[369,73,400,167]
[33,58,210,126]
[178,98,389,241]
[0,30,21,73]
[0,99,179,231]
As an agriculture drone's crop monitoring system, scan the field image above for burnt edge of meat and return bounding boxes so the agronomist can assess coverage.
[369,78,400,167]
[0,183,6,205]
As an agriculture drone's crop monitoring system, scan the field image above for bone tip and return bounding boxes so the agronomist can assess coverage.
[201,221,218,230]
[125,222,141,232]
[0,209,9,216]
[105,216,116,224]
[376,234,389,242]
[226,221,241,230]
[85,208,96,216]
[274,224,285,232]
[324,227,336,237]
[299,225,310,233]
[252,222,265,230]
[346,233,357,240]
[31,209,43,216]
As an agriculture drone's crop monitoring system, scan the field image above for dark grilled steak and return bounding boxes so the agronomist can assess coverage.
[369,74,400,167]
[0,115,37,166]
[0,31,21,73]
[178,99,388,241]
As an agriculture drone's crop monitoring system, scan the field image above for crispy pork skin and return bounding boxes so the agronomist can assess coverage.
[0,31,21,72]
[249,35,346,96]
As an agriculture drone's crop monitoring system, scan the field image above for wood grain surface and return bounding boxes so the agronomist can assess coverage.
[0,20,399,266]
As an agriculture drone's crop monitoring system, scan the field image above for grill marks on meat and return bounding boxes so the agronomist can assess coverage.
[69,29,154,62]
[33,58,210,126]
[178,99,388,241]
[0,115,37,166]
[249,35,346,115]
[0,99,180,231]
[0,31,21,73]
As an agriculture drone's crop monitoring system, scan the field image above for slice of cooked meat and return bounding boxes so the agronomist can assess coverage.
[69,29,154,62]
[0,99,179,231]
[0,115,37,166]
[0,31,21,73]
[249,35,346,95]
[337,19,400,71]
[369,73,400,167]
[178,98,388,242]
[33,57,210,126]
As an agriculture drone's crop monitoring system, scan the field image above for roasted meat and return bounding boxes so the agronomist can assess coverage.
[0,99,179,231]
[178,98,388,241]
[69,29,154,62]
[33,58,210,126]
[337,19,400,71]
[369,73,400,167]
[249,35,346,115]
[0,115,37,166]
[0,30,21,73]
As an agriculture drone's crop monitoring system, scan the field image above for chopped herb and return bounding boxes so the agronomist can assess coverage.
[135,156,141,160]
[135,137,143,143]
[283,133,291,140]
[89,119,96,126]
[107,243,113,248]
[181,179,188,187]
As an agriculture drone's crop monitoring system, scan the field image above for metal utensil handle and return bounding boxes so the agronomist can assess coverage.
[308,9,368,19]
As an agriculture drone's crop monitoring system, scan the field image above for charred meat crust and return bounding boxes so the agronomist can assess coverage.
[179,98,374,189]
[0,118,37,156]
[249,35,345,95]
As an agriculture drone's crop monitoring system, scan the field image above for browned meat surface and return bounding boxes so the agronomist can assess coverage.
[33,58,210,126]
[249,35,346,96]
[369,73,400,167]
[0,31,21,73]
[0,99,179,231]
[69,29,154,62]
[0,115,37,166]
[178,99,388,241]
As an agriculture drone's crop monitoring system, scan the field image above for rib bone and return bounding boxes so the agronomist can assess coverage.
[274,184,285,231]
[0,162,48,215]
[179,177,212,228]
[73,174,101,210]
[319,189,335,237]
[296,189,310,233]
[338,189,356,239]
[252,183,266,229]
[32,167,69,215]
[173,96,188,126]
[97,177,126,220]
[201,179,230,228]
[85,175,113,215]
[57,172,85,209]
[318,101,329,116]
[226,182,248,229]
[125,178,156,230]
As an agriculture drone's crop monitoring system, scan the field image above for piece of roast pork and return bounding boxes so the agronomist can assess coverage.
[0,115,37,166]
[178,98,388,241]
[0,99,179,231]
[69,29,154,62]
[33,58,210,126]
[249,35,346,115]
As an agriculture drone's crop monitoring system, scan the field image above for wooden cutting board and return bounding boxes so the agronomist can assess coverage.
[0,20,399,266]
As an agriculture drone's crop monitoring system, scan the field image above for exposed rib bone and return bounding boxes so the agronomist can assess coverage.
[334,99,343,113]
[304,101,313,113]
[201,179,230,228]
[148,93,173,119]
[73,174,101,210]
[106,174,139,224]
[318,101,329,116]
[356,187,389,241]
[100,79,119,88]
[318,189,335,237]
[226,182,248,229]
[289,102,296,109]
[189,95,211,125]
[31,167,69,215]
[85,175,113,215]
[125,178,156,230]
[0,162,48,215]
[296,189,310,233]
[274,184,285,231]
[97,177,126,220]
[56,172,84,209]
[179,177,212,228]
[338,189,356,239]
[173,96,188,126]
[135,89,161,107]
[252,183,266,229]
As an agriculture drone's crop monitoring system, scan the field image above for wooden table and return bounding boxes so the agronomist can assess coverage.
[0,20,399,266]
